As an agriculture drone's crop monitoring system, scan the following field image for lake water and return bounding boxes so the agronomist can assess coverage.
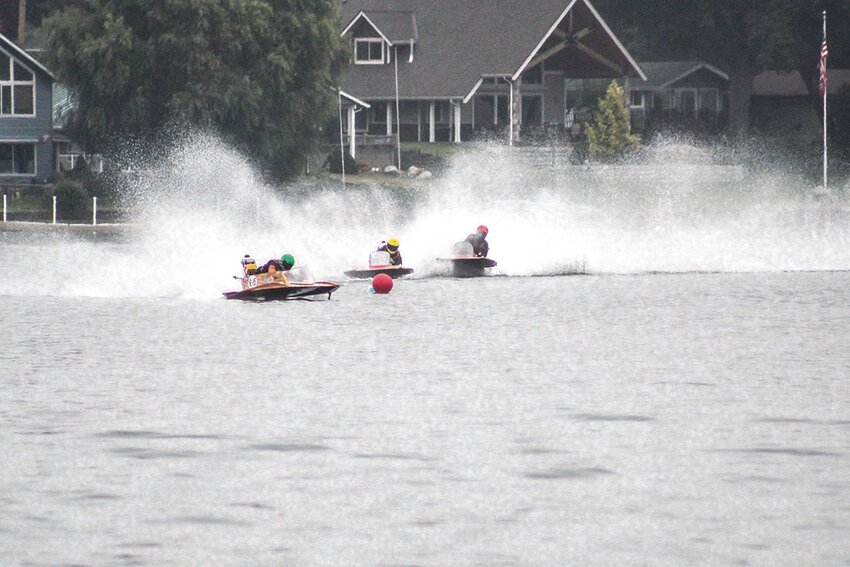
[2,139,850,565]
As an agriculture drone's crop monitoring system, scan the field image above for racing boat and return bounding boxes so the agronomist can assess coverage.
[436,241,497,277]
[344,250,414,279]
[223,266,339,300]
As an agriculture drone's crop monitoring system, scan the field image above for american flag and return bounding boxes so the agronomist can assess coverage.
[819,34,828,96]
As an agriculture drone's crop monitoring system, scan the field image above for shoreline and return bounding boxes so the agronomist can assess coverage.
[0,221,134,236]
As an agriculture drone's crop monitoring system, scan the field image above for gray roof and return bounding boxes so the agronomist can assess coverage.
[349,10,418,44]
[752,69,850,96]
[752,71,808,97]
[636,61,728,89]
[340,0,643,100]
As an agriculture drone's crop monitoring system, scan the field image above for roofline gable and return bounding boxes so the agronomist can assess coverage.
[0,32,54,79]
[339,89,371,108]
[462,77,485,104]
[575,0,645,81]
[512,0,580,81]
[512,0,646,82]
[341,11,393,46]
[660,63,729,87]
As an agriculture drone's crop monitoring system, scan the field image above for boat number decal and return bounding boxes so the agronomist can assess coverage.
[248,276,258,288]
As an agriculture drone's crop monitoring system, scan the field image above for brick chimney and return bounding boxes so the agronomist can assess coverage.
[18,0,26,45]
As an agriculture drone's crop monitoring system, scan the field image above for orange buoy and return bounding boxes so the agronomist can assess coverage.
[371,273,393,294]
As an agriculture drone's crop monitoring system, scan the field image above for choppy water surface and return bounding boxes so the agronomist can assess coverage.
[2,138,850,564]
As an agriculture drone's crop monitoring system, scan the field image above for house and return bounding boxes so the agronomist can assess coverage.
[0,31,55,185]
[750,69,850,137]
[627,61,730,132]
[338,0,645,163]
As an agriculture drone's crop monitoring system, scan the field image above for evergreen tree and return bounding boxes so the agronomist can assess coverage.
[585,81,638,161]
[43,0,347,180]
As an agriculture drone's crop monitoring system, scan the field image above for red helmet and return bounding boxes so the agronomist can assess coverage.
[477,225,489,236]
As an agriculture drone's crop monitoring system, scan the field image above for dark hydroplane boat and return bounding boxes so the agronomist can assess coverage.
[436,241,497,277]
[223,266,339,300]
[344,250,414,279]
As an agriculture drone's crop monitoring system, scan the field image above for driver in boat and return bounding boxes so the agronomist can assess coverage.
[465,225,489,257]
[377,237,403,266]
[256,254,295,274]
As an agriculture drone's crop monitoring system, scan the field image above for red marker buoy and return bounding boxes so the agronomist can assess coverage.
[371,273,393,294]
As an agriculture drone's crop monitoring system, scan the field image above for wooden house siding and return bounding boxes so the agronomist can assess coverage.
[0,35,56,184]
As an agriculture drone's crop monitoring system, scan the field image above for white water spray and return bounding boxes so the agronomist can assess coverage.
[1,132,849,299]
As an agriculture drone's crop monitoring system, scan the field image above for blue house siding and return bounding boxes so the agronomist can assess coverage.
[1,34,56,185]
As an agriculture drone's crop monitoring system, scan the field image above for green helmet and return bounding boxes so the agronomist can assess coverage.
[281,254,295,269]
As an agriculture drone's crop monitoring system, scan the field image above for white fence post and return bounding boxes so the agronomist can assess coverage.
[52,195,57,224]
[2,194,6,223]
[92,196,97,226]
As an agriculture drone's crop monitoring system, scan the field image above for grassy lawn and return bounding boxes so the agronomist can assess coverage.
[400,141,466,158]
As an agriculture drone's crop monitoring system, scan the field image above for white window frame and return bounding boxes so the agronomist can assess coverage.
[354,38,386,65]
[629,90,645,109]
[0,141,38,176]
[0,49,37,117]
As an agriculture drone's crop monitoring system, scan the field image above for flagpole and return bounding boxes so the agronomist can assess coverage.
[823,10,828,192]
[394,46,402,170]
[338,89,346,189]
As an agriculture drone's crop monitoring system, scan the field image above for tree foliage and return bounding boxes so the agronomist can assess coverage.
[595,0,850,133]
[586,81,638,160]
[43,0,347,180]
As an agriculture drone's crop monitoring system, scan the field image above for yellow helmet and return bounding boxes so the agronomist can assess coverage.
[387,237,400,251]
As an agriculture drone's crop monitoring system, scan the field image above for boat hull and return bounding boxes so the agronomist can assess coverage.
[436,257,497,278]
[223,282,339,301]
[344,266,414,279]
[223,269,339,301]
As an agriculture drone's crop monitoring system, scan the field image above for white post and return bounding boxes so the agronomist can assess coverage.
[417,101,422,142]
[52,195,57,224]
[2,194,6,223]
[454,101,462,143]
[386,101,393,136]
[823,10,828,192]
[347,106,356,159]
[92,196,97,226]
[429,101,436,143]
[509,80,514,146]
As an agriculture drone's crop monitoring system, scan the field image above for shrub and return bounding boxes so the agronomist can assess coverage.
[586,81,639,161]
[325,150,359,174]
[44,180,90,220]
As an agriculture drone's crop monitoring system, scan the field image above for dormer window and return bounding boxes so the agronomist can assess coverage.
[355,38,386,65]
[0,52,35,116]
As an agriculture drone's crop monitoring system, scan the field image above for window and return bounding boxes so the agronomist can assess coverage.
[0,51,36,116]
[630,91,645,108]
[371,101,388,123]
[680,90,697,118]
[434,101,447,123]
[354,38,385,64]
[0,143,36,174]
